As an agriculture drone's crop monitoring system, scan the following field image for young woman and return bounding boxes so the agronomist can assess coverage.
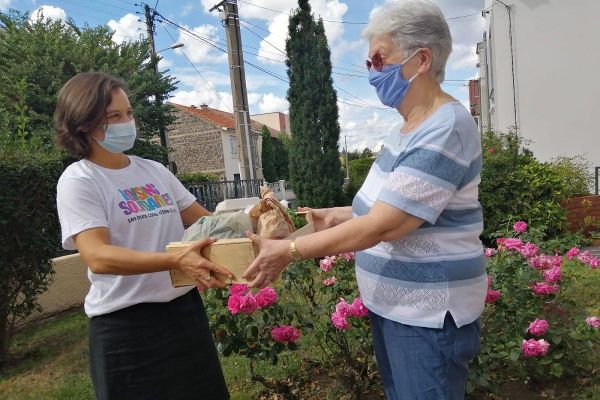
[55,71,231,400]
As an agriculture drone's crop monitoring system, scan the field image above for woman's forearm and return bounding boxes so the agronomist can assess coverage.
[82,243,179,275]
[331,206,354,225]
[295,205,422,260]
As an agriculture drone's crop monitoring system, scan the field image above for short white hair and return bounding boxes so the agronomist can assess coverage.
[363,0,452,83]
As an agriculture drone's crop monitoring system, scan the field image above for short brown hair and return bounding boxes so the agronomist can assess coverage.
[54,72,127,158]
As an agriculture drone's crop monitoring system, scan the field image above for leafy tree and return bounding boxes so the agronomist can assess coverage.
[286,0,343,207]
[261,125,277,182]
[0,10,176,162]
[273,134,290,181]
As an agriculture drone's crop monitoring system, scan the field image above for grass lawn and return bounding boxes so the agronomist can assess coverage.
[0,307,323,400]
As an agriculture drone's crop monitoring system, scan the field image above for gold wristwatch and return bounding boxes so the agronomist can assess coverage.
[289,240,303,261]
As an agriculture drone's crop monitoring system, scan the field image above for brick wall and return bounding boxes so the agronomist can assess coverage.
[167,109,226,176]
[562,195,600,233]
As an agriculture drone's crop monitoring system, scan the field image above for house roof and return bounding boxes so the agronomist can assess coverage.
[171,103,280,136]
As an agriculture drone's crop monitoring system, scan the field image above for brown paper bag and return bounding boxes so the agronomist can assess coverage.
[248,190,296,239]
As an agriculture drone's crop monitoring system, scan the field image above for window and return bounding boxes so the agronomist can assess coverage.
[229,136,238,156]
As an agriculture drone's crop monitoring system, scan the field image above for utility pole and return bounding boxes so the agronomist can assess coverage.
[210,0,254,181]
[144,3,172,170]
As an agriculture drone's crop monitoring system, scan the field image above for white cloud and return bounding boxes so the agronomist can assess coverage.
[29,5,67,23]
[108,14,146,43]
[180,3,194,16]
[199,1,350,65]
[0,0,12,12]
[448,43,478,71]
[176,24,228,63]
[257,93,288,113]
[170,89,233,112]
[158,57,174,70]
[176,69,231,91]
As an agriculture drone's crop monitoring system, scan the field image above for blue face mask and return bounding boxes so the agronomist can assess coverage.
[96,120,137,153]
[368,50,421,109]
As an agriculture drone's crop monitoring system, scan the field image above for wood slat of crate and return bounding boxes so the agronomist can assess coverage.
[166,239,257,287]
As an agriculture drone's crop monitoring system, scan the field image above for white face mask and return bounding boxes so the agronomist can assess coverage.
[95,120,137,153]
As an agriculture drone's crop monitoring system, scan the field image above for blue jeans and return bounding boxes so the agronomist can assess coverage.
[369,311,480,400]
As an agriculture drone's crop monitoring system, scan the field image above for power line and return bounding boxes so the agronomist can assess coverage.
[239,20,286,56]
[159,22,233,112]
[53,0,135,19]
[238,0,481,24]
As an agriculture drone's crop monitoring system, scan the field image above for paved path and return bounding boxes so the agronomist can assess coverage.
[583,245,600,257]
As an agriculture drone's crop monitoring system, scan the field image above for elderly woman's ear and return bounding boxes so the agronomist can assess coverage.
[414,48,434,77]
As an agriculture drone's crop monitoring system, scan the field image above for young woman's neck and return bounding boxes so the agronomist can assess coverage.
[87,146,130,169]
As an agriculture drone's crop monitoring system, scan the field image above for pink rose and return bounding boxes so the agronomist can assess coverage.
[590,257,599,269]
[319,258,333,272]
[239,293,258,314]
[322,276,337,286]
[577,251,593,264]
[529,255,561,271]
[543,266,562,283]
[335,299,352,317]
[566,247,580,259]
[527,319,549,336]
[585,317,600,328]
[530,282,560,296]
[229,283,248,296]
[270,326,301,343]
[342,252,355,261]
[513,221,528,233]
[487,275,493,289]
[336,299,352,316]
[504,238,525,251]
[518,243,540,258]
[485,289,502,303]
[521,339,550,357]
[227,294,242,315]
[349,298,369,318]
[484,248,497,258]
[331,312,350,330]
[255,287,278,309]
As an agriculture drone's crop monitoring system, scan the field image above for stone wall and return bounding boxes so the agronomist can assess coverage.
[167,109,226,177]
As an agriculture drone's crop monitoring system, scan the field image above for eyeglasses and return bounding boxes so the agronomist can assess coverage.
[365,53,384,72]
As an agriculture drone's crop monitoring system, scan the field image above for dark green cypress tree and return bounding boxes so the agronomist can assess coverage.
[286,0,343,207]
[260,125,277,182]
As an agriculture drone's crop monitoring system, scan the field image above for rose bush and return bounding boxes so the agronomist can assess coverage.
[468,221,600,396]
[202,247,378,397]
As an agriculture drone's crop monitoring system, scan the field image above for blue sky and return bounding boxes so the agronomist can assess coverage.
[4,0,485,151]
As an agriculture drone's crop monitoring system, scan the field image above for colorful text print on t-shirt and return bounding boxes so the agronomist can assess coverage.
[118,183,174,216]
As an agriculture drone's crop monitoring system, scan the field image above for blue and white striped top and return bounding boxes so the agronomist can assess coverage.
[352,102,487,329]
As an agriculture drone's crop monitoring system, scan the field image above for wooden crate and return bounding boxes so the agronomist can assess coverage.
[166,224,315,287]
[166,238,257,287]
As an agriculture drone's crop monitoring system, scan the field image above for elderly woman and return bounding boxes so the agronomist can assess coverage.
[243,0,486,398]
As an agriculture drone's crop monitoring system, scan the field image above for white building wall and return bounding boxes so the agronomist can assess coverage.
[221,130,264,181]
[483,0,600,174]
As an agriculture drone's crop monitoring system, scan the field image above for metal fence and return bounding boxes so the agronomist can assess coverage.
[186,179,264,211]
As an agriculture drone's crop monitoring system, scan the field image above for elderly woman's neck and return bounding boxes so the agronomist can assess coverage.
[399,81,453,133]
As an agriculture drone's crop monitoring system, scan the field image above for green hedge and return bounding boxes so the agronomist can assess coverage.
[0,147,63,369]
[479,131,583,242]
[346,157,375,201]
[177,172,220,186]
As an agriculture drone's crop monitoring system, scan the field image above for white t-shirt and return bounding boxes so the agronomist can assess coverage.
[56,156,197,317]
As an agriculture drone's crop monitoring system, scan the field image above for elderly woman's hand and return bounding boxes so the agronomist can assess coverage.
[298,206,352,232]
[242,231,293,288]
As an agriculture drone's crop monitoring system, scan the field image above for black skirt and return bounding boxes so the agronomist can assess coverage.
[89,289,229,400]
